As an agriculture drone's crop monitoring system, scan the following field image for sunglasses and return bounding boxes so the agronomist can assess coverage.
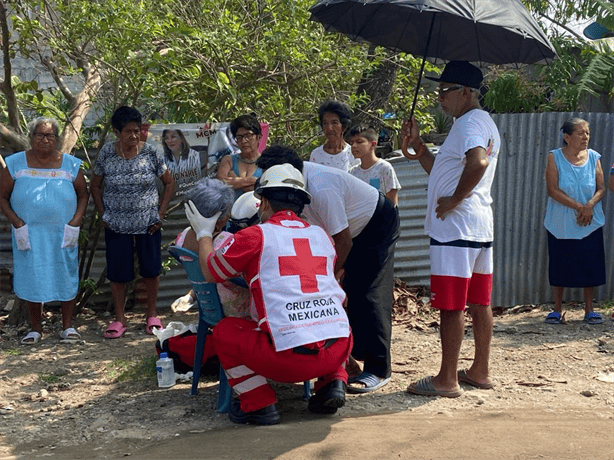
[235,132,256,143]
[438,85,464,96]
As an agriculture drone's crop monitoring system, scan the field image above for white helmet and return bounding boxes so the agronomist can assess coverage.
[254,163,311,204]
[228,192,260,232]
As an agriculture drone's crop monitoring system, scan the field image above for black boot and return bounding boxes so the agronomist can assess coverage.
[228,398,280,425]
[308,379,346,414]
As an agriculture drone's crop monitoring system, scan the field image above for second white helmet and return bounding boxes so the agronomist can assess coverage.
[228,191,261,233]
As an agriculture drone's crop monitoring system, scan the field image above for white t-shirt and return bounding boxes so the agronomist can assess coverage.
[425,109,500,242]
[309,144,360,172]
[350,159,401,194]
[301,162,379,238]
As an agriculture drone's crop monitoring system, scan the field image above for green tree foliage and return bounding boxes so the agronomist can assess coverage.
[138,0,380,151]
[483,0,614,113]
[1,0,437,154]
[1,0,184,152]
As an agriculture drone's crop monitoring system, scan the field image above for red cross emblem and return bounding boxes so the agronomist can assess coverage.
[278,238,327,293]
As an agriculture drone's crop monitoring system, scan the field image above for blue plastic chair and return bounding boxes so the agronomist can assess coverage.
[168,245,232,413]
[169,245,312,407]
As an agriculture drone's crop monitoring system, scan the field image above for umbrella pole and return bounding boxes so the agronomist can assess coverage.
[409,15,436,120]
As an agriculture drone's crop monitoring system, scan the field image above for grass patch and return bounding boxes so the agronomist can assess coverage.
[38,373,59,383]
[598,299,614,314]
[1,348,22,356]
[106,356,157,382]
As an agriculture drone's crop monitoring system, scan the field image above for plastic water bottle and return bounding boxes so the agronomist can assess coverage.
[156,352,175,388]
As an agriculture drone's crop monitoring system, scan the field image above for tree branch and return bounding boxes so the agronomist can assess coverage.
[537,11,585,40]
[58,61,102,153]
[0,122,28,151]
[40,55,76,103]
[0,1,23,134]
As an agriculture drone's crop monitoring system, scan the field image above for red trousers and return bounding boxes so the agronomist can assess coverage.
[211,317,351,413]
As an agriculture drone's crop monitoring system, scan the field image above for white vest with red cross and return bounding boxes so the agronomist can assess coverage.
[258,218,350,352]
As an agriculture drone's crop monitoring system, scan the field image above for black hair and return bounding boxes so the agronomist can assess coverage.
[111,106,142,132]
[561,118,589,146]
[318,100,352,129]
[263,195,305,216]
[256,144,303,172]
[162,129,190,161]
[345,124,379,142]
[230,114,262,137]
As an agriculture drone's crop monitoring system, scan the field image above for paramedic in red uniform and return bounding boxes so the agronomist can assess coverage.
[185,161,352,425]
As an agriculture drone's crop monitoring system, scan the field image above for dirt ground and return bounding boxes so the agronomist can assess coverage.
[0,289,613,460]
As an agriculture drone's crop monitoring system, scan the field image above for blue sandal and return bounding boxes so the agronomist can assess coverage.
[347,372,390,394]
[583,311,604,325]
[544,311,562,324]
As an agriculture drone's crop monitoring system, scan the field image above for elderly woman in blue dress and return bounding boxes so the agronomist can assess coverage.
[544,118,605,325]
[0,117,89,344]
[91,106,174,339]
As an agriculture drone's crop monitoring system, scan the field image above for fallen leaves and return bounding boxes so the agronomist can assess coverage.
[391,279,438,330]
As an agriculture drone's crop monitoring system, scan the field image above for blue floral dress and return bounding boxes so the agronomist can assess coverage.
[6,151,81,302]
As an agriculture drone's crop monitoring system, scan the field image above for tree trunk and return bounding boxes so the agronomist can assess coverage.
[0,123,27,152]
[0,1,27,151]
[57,64,102,154]
[7,297,28,326]
[0,1,23,135]
[353,46,399,133]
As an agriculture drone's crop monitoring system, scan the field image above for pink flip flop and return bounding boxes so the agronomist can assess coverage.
[104,321,126,339]
[145,316,163,335]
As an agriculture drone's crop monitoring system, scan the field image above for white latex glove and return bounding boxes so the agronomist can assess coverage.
[13,224,31,251]
[61,224,80,249]
[185,200,221,241]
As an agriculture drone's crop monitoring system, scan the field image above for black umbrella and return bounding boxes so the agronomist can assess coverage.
[309,0,557,117]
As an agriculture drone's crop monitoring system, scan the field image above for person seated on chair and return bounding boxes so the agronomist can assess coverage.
[174,185,260,318]
[185,158,353,425]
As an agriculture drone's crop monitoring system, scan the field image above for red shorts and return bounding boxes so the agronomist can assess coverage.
[429,239,493,311]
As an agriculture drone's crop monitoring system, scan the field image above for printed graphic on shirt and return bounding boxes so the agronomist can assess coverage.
[221,237,235,255]
[486,138,495,158]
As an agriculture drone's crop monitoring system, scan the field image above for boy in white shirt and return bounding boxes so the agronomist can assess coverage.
[348,125,401,206]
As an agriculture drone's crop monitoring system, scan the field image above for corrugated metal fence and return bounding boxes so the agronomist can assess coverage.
[392,111,614,307]
[1,112,613,308]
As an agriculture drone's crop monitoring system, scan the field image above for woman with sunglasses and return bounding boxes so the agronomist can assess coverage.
[216,114,263,200]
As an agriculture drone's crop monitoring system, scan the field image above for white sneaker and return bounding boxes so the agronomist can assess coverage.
[171,293,196,312]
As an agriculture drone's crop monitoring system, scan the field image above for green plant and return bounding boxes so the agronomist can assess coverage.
[38,373,59,383]
[598,299,614,314]
[106,356,157,382]
[432,109,452,134]
[484,70,546,113]
[1,348,22,356]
